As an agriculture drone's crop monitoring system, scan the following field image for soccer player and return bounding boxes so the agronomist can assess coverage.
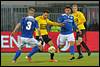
[57,6,79,61]
[11,6,41,63]
[72,4,91,59]
[35,9,63,62]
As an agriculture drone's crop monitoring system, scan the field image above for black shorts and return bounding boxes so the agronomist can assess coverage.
[36,35,51,44]
[76,30,86,40]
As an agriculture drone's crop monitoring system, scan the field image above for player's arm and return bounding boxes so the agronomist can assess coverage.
[72,19,82,34]
[11,23,21,36]
[35,17,42,36]
[35,20,41,37]
[47,19,64,27]
[72,19,78,30]
[35,20,42,49]
[77,12,86,25]
[57,15,65,24]
[36,27,43,50]
[72,16,80,30]
[35,16,39,21]
[37,28,41,37]
[35,16,42,36]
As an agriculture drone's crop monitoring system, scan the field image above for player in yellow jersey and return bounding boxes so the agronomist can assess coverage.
[35,10,63,62]
[72,4,91,59]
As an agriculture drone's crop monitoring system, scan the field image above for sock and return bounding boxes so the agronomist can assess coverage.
[77,45,83,56]
[28,46,39,57]
[50,53,54,60]
[81,41,90,52]
[69,45,75,55]
[13,50,21,61]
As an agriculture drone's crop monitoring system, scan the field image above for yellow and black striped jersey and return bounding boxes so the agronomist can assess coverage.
[72,11,86,30]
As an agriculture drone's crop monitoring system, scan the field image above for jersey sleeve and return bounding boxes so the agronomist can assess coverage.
[57,15,63,23]
[47,19,54,25]
[35,16,40,22]
[72,21,78,30]
[72,17,78,30]
[77,12,86,25]
[35,20,39,29]
[20,17,25,25]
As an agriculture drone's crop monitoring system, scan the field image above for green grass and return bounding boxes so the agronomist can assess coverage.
[1,52,99,66]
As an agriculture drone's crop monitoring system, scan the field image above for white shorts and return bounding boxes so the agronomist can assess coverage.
[19,36,38,48]
[57,33,75,45]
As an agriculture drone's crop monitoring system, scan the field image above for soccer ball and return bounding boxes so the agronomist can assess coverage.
[48,46,56,53]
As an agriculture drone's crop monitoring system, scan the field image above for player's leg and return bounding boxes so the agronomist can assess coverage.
[36,36,43,52]
[76,31,83,59]
[13,50,22,63]
[42,35,57,62]
[26,45,39,62]
[80,30,91,56]
[12,37,25,63]
[67,33,75,61]
[76,30,91,59]
[81,41,91,56]
[68,41,75,61]
[57,34,66,51]
[47,42,58,62]
[57,34,70,52]
[26,37,40,62]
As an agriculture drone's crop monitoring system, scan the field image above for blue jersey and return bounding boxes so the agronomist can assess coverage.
[57,14,77,35]
[20,16,39,38]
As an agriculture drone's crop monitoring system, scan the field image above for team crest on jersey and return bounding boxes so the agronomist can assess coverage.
[70,16,73,19]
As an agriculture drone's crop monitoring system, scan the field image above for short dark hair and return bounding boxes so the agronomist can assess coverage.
[43,9,49,13]
[64,6,72,10]
[28,6,35,11]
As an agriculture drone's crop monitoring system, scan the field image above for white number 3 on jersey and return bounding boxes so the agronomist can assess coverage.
[26,21,32,30]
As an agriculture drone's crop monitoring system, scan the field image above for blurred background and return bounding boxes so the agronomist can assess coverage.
[1,1,99,32]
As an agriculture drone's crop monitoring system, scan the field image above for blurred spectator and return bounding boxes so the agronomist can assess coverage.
[88,19,99,31]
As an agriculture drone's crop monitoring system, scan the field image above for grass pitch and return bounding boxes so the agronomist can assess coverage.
[1,52,99,66]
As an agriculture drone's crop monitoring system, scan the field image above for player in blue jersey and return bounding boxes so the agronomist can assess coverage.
[57,6,80,61]
[11,7,42,63]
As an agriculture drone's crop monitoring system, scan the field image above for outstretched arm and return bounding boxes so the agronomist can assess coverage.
[49,22,64,26]
[11,23,21,36]
[47,19,64,27]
